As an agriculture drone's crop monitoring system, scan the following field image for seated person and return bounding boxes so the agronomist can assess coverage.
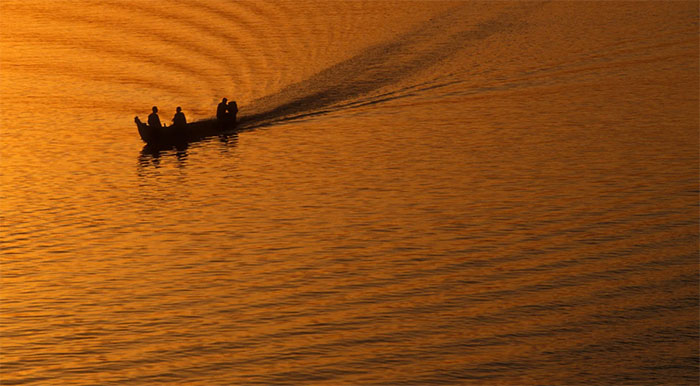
[217,98,228,124]
[227,101,238,124]
[172,106,187,128]
[148,106,163,128]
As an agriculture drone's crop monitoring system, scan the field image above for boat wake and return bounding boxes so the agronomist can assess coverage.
[139,1,542,151]
[236,2,541,129]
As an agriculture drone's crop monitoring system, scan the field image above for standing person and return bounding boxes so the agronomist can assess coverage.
[148,106,163,128]
[172,106,187,128]
[227,101,238,125]
[216,97,228,128]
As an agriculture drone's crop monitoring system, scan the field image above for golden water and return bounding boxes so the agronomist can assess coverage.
[1,1,698,384]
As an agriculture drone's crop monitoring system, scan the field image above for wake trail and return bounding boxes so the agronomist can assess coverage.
[237,2,543,129]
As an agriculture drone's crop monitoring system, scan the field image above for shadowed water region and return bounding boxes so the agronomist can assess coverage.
[1,1,698,384]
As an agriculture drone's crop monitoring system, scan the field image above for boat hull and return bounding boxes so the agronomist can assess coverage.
[135,116,234,144]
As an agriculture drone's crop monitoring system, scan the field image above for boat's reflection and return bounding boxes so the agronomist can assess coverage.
[137,133,238,171]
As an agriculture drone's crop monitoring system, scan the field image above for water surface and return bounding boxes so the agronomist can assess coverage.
[1,1,698,384]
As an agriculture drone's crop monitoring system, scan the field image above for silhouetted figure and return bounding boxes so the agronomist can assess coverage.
[148,106,163,128]
[227,101,238,125]
[172,106,187,128]
[217,97,228,128]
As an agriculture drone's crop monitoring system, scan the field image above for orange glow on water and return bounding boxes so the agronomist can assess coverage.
[1,1,698,384]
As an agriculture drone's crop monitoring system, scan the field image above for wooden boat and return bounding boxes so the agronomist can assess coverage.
[135,116,235,144]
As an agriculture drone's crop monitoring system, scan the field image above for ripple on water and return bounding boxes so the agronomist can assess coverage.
[1,0,698,384]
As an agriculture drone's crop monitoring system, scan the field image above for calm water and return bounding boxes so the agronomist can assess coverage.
[1,1,698,384]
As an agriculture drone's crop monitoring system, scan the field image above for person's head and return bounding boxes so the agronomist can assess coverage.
[222,97,227,103]
[176,106,182,113]
[152,106,158,113]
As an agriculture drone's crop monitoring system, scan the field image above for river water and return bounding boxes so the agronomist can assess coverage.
[1,1,698,384]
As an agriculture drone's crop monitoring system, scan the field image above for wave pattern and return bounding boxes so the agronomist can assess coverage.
[1,0,698,384]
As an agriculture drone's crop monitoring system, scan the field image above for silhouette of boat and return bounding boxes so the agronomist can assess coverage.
[135,116,235,144]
